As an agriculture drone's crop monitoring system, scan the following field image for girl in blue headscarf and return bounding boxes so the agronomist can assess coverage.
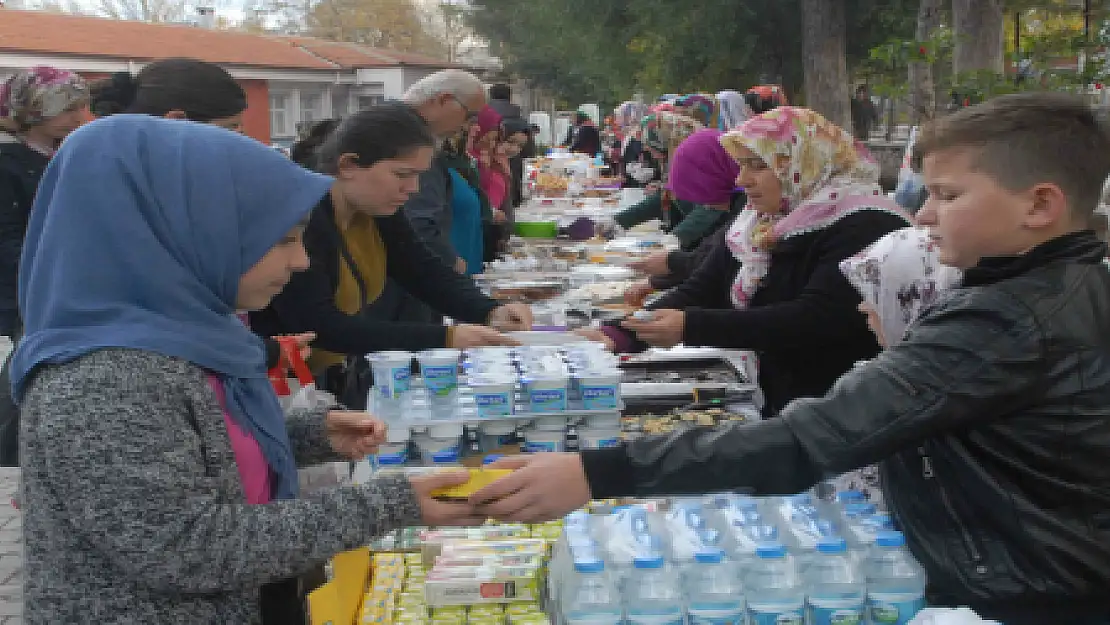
[12,115,481,624]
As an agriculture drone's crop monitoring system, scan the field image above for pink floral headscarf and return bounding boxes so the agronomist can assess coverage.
[719,106,910,308]
[0,66,88,131]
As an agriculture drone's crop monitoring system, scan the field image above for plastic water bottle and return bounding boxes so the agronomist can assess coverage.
[562,557,623,625]
[624,554,685,625]
[864,532,926,625]
[685,548,745,625]
[806,537,865,625]
[743,543,805,625]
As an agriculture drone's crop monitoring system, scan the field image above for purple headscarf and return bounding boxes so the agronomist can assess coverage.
[666,128,741,205]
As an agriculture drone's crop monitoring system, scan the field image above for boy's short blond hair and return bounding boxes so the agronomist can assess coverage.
[915,92,1110,218]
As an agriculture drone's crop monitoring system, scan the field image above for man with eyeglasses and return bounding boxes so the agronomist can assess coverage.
[395,70,490,324]
[400,70,486,273]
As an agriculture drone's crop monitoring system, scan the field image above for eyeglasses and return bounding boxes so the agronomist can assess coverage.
[449,94,479,122]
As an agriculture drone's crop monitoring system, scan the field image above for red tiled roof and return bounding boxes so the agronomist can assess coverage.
[0,9,336,69]
[277,36,456,69]
[0,9,457,71]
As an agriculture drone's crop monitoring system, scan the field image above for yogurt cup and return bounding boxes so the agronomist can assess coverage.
[377,442,409,457]
[415,423,462,464]
[586,412,621,430]
[470,377,515,418]
[532,415,568,431]
[576,370,620,410]
[523,429,564,453]
[579,427,622,450]
[368,351,413,401]
[418,349,461,400]
[523,374,568,414]
[479,420,517,450]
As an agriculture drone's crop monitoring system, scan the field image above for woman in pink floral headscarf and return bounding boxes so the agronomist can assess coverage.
[591,107,912,418]
[0,66,89,465]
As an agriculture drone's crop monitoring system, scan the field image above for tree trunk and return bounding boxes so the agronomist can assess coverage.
[801,0,851,131]
[909,0,943,124]
[952,0,1005,75]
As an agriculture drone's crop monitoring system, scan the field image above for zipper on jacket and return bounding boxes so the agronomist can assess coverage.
[919,446,987,575]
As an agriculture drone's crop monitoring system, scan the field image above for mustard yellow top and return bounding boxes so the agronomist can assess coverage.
[309,210,388,372]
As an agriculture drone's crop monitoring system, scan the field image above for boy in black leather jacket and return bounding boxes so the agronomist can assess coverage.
[473,93,1110,625]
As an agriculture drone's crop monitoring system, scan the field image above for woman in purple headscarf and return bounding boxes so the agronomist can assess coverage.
[625,128,744,304]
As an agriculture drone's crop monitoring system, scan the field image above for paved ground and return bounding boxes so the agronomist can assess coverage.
[0,468,20,624]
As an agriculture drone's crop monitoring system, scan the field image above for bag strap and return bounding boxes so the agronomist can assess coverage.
[326,199,371,310]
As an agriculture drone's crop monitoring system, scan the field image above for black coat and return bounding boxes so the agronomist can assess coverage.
[0,133,48,336]
[608,208,909,416]
[584,231,1110,625]
[251,195,499,356]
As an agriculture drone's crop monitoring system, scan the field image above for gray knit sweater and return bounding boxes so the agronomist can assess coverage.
[19,348,423,624]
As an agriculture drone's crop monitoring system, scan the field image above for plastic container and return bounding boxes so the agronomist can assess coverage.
[579,427,621,450]
[806,537,865,625]
[418,349,461,413]
[373,452,408,475]
[524,373,568,413]
[470,376,515,419]
[743,543,805,625]
[523,428,564,453]
[864,532,926,625]
[685,549,744,625]
[576,370,620,410]
[533,415,568,431]
[368,351,413,417]
[586,412,621,430]
[479,420,516,450]
[415,423,462,464]
[624,555,684,625]
[429,449,463,468]
[561,558,623,625]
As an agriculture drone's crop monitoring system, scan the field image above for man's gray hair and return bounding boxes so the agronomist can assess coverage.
[403,69,484,105]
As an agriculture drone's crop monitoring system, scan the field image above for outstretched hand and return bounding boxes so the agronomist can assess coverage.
[470,454,592,523]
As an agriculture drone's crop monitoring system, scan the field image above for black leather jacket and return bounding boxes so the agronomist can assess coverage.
[582,231,1110,624]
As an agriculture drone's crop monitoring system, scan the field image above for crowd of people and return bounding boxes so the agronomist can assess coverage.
[1,57,1109,625]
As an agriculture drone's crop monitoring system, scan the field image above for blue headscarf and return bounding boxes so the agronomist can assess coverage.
[11,115,334,500]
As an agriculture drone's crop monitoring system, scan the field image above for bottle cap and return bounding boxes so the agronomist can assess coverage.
[573,558,605,573]
[694,548,725,564]
[876,530,906,548]
[376,453,406,466]
[836,490,866,504]
[817,537,849,554]
[845,503,877,517]
[482,454,504,465]
[754,542,787,559]
[632,554,665,569]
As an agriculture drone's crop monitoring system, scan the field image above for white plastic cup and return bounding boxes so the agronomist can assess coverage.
[419,349,461,417]
[368,351,412,417]
[471,376,515,418]
[523,428,565,453]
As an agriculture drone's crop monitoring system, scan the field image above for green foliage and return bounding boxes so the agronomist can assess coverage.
[466,0,917,105]
[863,2,1109,112]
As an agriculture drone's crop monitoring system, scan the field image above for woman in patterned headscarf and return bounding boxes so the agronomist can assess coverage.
[594,107,912,418]
[614,110,721,248]
[834,226,962,504]
[0,66,88,333]
[0,66,89,466]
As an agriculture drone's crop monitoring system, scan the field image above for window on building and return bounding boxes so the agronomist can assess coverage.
[357,95,385,110]
[270,92,293,137]
[300,91,323,123]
